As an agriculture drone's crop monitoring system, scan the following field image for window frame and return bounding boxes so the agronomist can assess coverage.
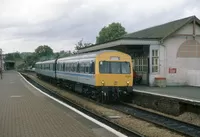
[99,61,131,74]
[152,49,159,73]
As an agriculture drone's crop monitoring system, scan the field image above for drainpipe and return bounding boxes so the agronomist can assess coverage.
[159,40,167,79]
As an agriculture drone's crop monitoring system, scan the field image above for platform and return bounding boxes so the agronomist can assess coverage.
[0,71,119,137]
[133,85,200,104]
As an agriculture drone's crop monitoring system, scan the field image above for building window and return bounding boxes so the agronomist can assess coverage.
[152,49,159,73]
[177,40,200,58]
[134,57,148,72]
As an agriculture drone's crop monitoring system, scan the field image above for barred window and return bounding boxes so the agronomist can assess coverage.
[134,57,148,72]
[152,50,159,73]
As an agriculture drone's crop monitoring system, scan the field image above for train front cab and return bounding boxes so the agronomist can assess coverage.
[95,51,133,103]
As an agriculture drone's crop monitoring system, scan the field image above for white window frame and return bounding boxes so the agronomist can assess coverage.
[151,49,159,73]
[133,57,148,73]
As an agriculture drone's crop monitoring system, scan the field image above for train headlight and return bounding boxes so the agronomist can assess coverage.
[127,81,130,86]
[101,81,105,85]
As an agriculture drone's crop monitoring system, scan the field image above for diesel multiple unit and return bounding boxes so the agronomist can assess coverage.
[35,50,133,103]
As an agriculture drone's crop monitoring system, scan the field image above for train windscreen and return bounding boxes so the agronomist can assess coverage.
[99,61,130,74]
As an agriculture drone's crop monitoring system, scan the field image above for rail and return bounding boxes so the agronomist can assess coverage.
[111,102,200,137]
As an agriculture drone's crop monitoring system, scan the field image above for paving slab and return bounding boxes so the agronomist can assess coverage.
[0,71,118,137]
[133,85,200,102]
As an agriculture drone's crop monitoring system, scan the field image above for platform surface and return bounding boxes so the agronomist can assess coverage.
[133,85,200,103]
[0,71,118,137]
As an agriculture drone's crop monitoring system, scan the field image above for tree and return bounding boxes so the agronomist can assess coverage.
[55,50,72,58]
[35,45,54,58]
[20,52,33,60]
[96,22,127,44]
[24,53,38,68]
[4,52,22,61]
[75,39,92,51]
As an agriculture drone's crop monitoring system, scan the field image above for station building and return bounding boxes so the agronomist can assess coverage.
[78,16,200,87]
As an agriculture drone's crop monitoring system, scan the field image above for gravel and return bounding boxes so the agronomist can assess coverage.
[24,73,185,137]
[128,103,200,126]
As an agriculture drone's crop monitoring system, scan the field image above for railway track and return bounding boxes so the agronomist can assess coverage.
[110,103,200,137]
[21,71,200,137]
[21,73,144,137]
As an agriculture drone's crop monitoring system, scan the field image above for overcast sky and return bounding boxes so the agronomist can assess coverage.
[0,0,199,53]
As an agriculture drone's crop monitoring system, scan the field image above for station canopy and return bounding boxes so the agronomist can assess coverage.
[78,16,200,53]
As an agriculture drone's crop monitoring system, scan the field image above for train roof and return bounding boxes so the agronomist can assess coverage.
[35,59,56,64]
[36,50,125,64]
[57,50,118,62]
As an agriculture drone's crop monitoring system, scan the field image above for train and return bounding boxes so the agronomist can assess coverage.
[35,50,133,103]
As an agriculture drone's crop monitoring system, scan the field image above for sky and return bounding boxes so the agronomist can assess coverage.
[0,0,199,54]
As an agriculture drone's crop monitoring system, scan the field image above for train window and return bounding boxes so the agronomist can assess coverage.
[80,63,84,73]
[68,63,70,72]
[71,63,73,72]
[85,66,88,73]
[70,63,72,72]
[90,61,95,74]
[99,61,110,73]
[63,63,65,71]
[65,63,68,72]
[50,64,52,70]
[77,63,80,72]
[121,62,130,74]
[73,63,76,72]
[99,61,130,74]
[67,63,69,72]
[72,64,75,72]
[53,64,55,71]
[74,63,77,72]
[85,63,90,73]
[69,63,72,72]
[110,62,121,74]
[60,64,62,71]
[57,64,59,71]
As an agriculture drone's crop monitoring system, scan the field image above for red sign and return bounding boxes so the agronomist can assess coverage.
[169,68,176,73]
